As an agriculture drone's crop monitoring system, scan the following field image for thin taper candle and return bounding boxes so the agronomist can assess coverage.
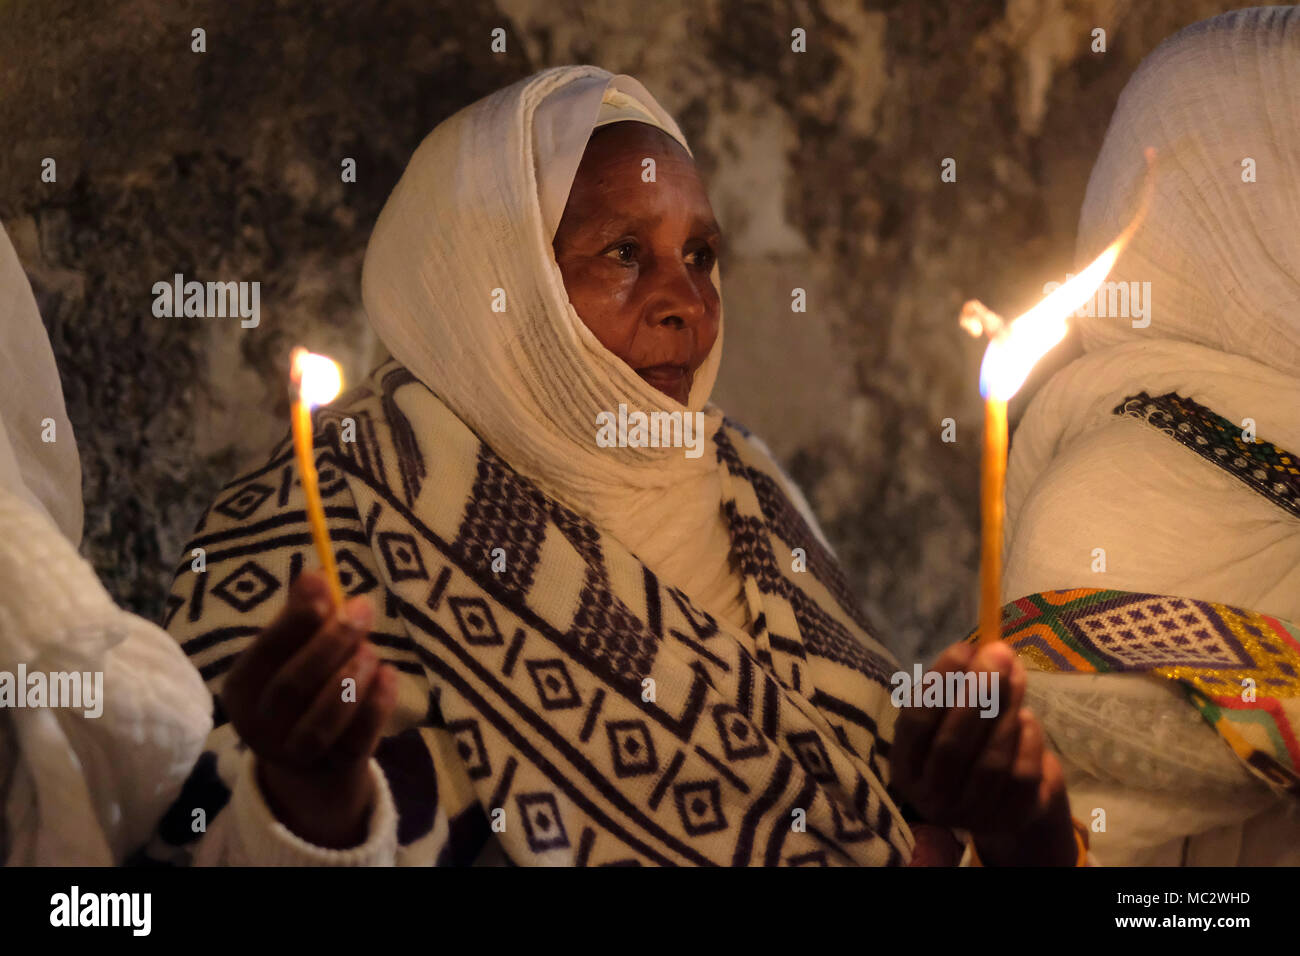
[964,151,1156,647]
[289,348,346,609]
[978,397,1007,646]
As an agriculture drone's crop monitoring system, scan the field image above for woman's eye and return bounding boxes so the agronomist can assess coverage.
[688,244,717,270]
[606,240,638,264]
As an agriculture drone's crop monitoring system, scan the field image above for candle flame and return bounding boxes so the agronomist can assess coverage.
[977,148,1157,401]
[291,347,343,408]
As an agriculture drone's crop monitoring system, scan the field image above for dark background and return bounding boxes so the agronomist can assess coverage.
[0,0,1275,662]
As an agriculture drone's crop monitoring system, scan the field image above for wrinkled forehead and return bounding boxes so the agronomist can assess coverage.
[571,122,699,187]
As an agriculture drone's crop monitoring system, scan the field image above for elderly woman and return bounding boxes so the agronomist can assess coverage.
[146,66,1080,866]
[999,7,1300,864]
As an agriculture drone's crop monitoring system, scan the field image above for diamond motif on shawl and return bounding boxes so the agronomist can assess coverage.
[525,658,582,710]
[829,798,872,843]
[711,704,767,761]
[335,548,378,596]
[448,596,504,646]
[672,780,726,836]
[378,531,428,582]
[787,730,836,784]
[313,453,347,498]
[214,482,274,521]
[517,792,570,852]
[606,719,659,777]
[211,560,281,613]
[447,718,492,780]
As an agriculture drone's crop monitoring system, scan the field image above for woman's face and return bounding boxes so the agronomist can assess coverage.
[552,122,722,406]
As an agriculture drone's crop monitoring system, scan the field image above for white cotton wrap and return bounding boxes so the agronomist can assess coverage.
[0,221,212,865]
[0,221,82,546]
[1072,6,1300,372]
[1004,7,1300,864]
[361,66,754,627]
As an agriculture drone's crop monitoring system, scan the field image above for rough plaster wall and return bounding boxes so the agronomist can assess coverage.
[0,0,1278,662]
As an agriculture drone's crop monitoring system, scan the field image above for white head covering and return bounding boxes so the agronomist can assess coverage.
[1074,5,1300,372]
[533,75,686,242]
[0,222,82,545]
[362,66,743,620]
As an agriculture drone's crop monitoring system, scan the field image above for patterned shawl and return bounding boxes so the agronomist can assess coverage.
[156,360,913,866]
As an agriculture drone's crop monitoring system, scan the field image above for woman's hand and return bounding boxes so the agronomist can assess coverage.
[219,571,398,849]
[891,640,1077,866]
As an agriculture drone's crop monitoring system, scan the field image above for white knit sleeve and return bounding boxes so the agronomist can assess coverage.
[193,751,399,866]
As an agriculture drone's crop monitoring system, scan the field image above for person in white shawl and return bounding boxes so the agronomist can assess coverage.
[147,65,1084,866]
[0,220,211,865]
[1003,6,1300,865]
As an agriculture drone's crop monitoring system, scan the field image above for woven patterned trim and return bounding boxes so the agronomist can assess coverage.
[967,588,1300,798]
[1114,391,1300,520]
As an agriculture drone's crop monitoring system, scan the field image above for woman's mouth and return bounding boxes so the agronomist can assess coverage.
[636,364,691,404]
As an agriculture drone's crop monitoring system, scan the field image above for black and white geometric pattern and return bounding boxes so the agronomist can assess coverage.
[153,359,913,867]
[211,560,280,613]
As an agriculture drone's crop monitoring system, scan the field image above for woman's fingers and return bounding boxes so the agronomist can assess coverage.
[892,640,976,790]
[997,708,1047,825]
[330,663,399,769]
[920,642,1015,802]
[893,639,1073,852]
[1037,733,1068,815]
[891,639,1063,840]
[959,656,1027,823]
[258,596,372,731]
[229,573,335,696]
[221,574,334,742]
[283,642,383,764]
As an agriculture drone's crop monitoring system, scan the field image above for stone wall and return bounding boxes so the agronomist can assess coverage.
[0,0,1275,662]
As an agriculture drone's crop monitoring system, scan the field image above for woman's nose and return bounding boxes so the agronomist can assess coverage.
[644,262,709,330]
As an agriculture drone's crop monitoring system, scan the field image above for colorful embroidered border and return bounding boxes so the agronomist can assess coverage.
[966,588,1300,797]
[1114,391,1300,520]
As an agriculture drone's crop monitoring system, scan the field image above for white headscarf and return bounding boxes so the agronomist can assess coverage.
[1074,4,1300,371]
[362,66,745,623]
[533,75,685,242]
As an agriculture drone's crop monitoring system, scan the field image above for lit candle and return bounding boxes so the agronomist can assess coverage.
[961,149,1156,645]
[978,393,1008,647]
[290,347,345,608]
